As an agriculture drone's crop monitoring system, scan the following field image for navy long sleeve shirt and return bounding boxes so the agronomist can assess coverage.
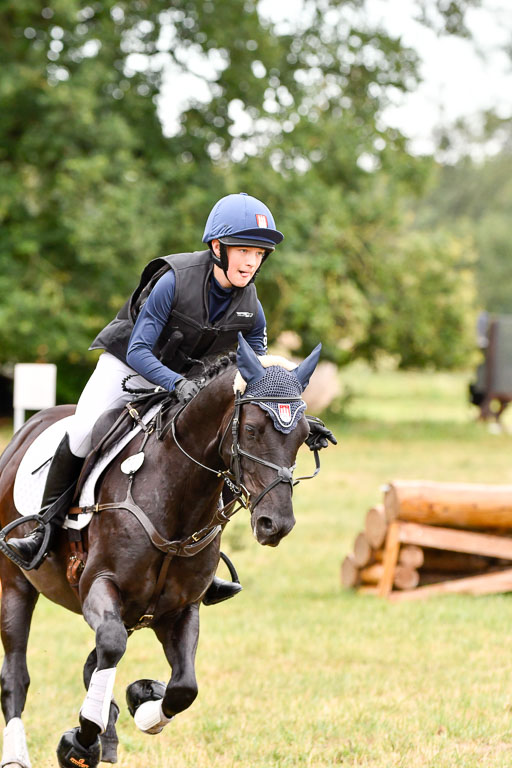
[126,270,267,391]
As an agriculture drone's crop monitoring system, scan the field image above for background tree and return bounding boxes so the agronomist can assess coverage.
[0,0,481,400]
[415,113,512,316]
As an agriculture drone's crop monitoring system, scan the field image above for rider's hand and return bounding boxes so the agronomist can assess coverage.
[175,378,200,404]
[305,415,337,451]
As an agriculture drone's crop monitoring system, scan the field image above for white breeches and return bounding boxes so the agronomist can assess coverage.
[67,352,154,458]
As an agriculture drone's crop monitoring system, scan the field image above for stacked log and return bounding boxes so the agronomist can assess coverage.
[341,481,512,600]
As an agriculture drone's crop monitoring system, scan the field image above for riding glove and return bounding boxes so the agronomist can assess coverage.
[175,378,201,404]
[305,415,337,451]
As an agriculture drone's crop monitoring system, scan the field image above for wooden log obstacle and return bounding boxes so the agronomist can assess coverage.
[341,480,512,601]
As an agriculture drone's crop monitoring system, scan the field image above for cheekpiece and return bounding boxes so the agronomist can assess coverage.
[244,366,306,434]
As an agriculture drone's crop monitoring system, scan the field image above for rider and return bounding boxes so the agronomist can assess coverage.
[9,192,283,604]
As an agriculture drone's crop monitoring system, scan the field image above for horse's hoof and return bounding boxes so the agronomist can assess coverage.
[56,727,101,768]
[125,679,166,718]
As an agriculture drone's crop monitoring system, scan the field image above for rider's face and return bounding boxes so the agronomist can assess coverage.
[212,240,265,288]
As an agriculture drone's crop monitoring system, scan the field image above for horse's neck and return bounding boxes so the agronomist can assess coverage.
[151,368,236,531]
[176,368,235,460]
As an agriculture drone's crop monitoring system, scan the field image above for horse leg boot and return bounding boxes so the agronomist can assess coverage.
[57,579,127,768]
[83,648,120,763]
[8,433,84,563]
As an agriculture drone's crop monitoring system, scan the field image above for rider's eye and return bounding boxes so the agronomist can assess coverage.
[244,425,256,437]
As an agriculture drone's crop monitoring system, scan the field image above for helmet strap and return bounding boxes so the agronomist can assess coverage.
[210,244,270,286]
[210,243,234,286]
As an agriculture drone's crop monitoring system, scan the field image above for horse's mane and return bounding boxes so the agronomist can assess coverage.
[200,351,238,382]
[126,349,297,409]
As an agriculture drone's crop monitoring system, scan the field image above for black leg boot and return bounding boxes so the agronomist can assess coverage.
[202,546,243,606]
[202,575,242,606]
[9,433,84,562]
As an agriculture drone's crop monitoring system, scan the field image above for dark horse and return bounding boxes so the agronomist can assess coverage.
[0,336,323,767]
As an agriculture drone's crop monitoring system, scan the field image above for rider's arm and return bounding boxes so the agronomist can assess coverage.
[126,270,183,392]
[243,301,267,355]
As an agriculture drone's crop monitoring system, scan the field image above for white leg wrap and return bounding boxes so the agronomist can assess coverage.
[1,717,31,768]
[80,667,116,734]
[134,699,174,735]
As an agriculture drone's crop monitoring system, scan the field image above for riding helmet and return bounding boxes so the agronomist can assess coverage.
[203,193,284,274]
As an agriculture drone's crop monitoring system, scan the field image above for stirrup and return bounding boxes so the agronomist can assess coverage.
[219,551,240,583]
[0,515,51,571]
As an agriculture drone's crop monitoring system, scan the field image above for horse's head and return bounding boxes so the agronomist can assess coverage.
[222,334,321,547]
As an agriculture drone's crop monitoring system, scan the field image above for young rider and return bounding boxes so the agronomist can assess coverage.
[9,193,283,604]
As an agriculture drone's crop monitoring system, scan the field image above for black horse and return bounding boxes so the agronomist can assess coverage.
[0,336,324,767]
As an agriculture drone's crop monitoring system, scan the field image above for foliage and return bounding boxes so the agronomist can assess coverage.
[416,114,512,315]
[0,0,480,400]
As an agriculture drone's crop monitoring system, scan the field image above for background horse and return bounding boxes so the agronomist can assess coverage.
[0,337,321,768]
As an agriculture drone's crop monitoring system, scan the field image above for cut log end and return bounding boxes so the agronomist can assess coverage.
[341,554,360,588]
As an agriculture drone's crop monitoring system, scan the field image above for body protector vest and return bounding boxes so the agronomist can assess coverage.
[90,250,259,376]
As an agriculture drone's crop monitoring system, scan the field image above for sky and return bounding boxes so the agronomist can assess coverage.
[158,0,512,156]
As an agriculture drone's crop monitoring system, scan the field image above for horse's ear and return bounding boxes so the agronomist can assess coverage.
[293,343,322,390]
[236,332,266,385]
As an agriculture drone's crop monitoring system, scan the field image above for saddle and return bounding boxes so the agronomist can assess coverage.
[75,389,170,499]
[1,390,173,584]
[64,390,172,585]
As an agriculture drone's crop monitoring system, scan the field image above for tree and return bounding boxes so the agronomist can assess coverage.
[0,0,480,400]
[416,114,512,315]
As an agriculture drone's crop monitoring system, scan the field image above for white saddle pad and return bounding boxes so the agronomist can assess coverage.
[13,405,161,530]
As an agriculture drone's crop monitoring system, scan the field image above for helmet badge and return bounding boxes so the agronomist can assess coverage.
[256,214,268,228]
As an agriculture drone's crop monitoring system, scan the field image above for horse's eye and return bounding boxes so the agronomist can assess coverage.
[244,425,256,437]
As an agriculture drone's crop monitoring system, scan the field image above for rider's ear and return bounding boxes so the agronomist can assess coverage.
[236,332,266,385]
[293,344,322,390]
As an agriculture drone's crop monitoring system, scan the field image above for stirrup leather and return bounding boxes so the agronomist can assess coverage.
[0,515,51,571]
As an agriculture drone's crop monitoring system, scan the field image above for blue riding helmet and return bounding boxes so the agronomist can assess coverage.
[202,193,284,252]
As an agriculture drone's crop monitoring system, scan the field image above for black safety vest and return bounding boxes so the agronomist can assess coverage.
[90,250,259,375]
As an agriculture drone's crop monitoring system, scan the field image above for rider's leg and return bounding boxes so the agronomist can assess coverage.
[8,432,84,561]
[9,353,154,564]
[202,574,242,605]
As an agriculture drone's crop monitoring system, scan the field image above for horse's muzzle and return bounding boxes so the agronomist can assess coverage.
[253,513,295,547]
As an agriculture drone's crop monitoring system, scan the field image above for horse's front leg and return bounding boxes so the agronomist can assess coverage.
[57,577,127,768]
[83,648,120,763]
[126,603,200,734]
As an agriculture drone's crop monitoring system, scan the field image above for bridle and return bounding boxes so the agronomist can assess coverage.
[170,390,321,514]
[60,384,321,632]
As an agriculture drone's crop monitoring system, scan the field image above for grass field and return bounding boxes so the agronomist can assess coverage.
[3,366,512,767]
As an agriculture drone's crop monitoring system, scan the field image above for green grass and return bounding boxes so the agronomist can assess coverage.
[4,367,512,766]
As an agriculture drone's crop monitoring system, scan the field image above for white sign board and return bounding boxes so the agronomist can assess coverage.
[13,363,57,433]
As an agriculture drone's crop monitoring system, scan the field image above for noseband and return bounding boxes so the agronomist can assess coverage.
[171,390,320,513]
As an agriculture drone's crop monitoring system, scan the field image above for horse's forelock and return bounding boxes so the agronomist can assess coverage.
[233,355,297,395]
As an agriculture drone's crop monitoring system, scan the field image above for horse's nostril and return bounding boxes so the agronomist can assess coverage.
[257,516,274,534]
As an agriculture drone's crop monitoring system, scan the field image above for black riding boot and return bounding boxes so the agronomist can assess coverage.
[202,576,242,606]
[9,433,84,562]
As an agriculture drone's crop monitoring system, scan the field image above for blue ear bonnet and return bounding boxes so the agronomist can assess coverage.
[244,366,307,434]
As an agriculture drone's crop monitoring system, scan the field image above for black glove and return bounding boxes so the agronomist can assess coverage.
[175,378,200,404]
[305,415,337,451]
